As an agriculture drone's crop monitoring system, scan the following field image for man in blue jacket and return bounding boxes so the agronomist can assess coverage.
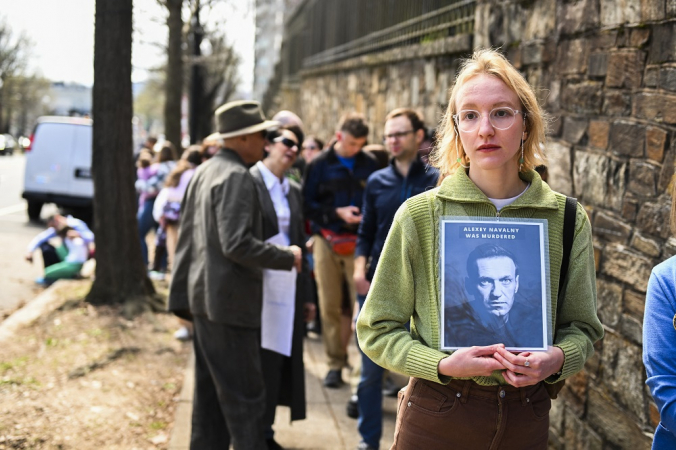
[303,112,378,388]
[353,108,439,450]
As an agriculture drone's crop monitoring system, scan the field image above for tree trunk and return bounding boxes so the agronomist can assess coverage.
[164,0,183,150]
[88,0,156,310]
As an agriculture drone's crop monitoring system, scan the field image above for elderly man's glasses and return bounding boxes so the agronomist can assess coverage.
[302,144,317,150]
[274,136,298,149]
[383,130,414,141]
[453,107,523,133]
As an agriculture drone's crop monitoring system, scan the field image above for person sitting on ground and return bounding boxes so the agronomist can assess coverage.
[27,224,91,286]
[25,214,94,271]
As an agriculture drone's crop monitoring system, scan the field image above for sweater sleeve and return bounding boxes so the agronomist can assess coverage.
[643,261,676,436]
[550,204,604,382]
[356,204,449,384]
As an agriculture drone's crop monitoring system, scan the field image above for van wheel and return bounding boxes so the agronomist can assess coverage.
[27,201,43,222]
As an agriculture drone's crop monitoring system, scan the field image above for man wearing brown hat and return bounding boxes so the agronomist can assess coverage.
[169,100,302,450]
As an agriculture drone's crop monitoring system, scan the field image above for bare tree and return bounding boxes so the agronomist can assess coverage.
[0,17,31,133]
[88,0,158,312]
[158,0,184,149]
[188,25,241,141]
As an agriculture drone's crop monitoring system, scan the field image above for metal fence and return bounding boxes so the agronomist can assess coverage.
[281,0,476,79]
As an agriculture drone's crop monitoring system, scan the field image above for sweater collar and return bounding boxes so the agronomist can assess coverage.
[436,168,559,210]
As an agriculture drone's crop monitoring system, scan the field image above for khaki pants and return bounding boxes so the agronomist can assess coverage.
[165,223,179,271]
[313,234,356,371]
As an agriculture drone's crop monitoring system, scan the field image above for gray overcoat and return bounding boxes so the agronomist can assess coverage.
[168,148,295,327]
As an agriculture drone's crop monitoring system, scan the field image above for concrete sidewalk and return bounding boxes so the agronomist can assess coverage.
[169,334,400,449]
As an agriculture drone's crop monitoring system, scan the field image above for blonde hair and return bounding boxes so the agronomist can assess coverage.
[429,48,548,177]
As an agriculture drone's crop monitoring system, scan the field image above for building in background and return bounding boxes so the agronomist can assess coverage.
[253,0,302,103]
[48,82,92,116]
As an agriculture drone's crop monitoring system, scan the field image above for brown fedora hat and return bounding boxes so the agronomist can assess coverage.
[215,100,278,140]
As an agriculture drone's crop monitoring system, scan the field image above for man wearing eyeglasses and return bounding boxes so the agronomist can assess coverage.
[352,108,439,450]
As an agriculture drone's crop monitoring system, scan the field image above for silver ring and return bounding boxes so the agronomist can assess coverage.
[524,360,530,367]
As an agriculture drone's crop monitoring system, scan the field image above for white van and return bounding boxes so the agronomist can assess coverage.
[22,116,93,221]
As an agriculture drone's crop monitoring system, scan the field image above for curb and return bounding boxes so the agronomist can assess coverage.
[0,279,76,343]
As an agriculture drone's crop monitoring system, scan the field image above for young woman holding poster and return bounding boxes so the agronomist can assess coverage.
[356,49,604,449]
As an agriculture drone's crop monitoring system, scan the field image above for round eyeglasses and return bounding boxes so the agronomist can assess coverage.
[453,107,524,133]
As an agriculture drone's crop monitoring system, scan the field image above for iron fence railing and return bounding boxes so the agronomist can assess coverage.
[281,0,475,80]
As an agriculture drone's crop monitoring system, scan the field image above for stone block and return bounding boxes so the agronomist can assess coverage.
[628,160,659,197]
[545,140,573,196]
[549,114,563,136]
[609,121,645,157]
[649,401,660,429]
[644,66,659,87]
[424,63,435,93]
[660,67,676,92]
[588,385,655,449]
[642,0,667,21]
[636,201,672,239]
[648,23,676,64]
[557,39,589,75]
[622,198,639,221]
[549,399,564,436]
[665,237,676,259]
[592,29,619,49]
[562,82,603,114]
[608,158,629,211]
[600,0,641,26]
[606,51,646,90]
[594,245,602,272]
[588,120,609,149]
[547,81,561,111]
[599,332,647,421]
[597,278,623,328]
[522,42,543,65]
[564,407,604,450]
[601,243,653,292]
[630,27,651,47]
[624,289,647,321]
[621,313,644,345]
[348,74,358,92]
[562,117,588,144]
[631,232,661,257]
[594,211,632,243]
[588,52,608,78]
[670,0,676,17]
[410,76,419,107]
[658,145,675,194]
[574,151,610,205]
[558,0,600,35]
[646,126,668,162]
[634,92,676,124]
[603,90,632,116]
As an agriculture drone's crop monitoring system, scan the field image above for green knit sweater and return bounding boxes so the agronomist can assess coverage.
[356,168,604,386]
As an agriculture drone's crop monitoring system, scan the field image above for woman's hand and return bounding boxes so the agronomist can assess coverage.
[493,346,564,388]
[438,345,506,378]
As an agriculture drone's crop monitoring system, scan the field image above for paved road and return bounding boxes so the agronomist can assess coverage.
[0,153,58,316]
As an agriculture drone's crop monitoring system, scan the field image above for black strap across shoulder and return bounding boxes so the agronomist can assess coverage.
[558,196,577,306]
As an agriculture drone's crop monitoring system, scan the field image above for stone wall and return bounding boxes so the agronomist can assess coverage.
[277,0,676,448]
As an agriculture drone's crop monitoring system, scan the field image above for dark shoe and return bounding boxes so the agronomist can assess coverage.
[324,369,343,388]
[346,394,359,419]
[356,441,378,450]
[266,438,284,450]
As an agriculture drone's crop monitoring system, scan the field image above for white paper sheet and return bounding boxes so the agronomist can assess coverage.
[261,233,297,357]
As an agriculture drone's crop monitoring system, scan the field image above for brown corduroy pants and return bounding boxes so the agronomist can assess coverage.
[392,377,550,450]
